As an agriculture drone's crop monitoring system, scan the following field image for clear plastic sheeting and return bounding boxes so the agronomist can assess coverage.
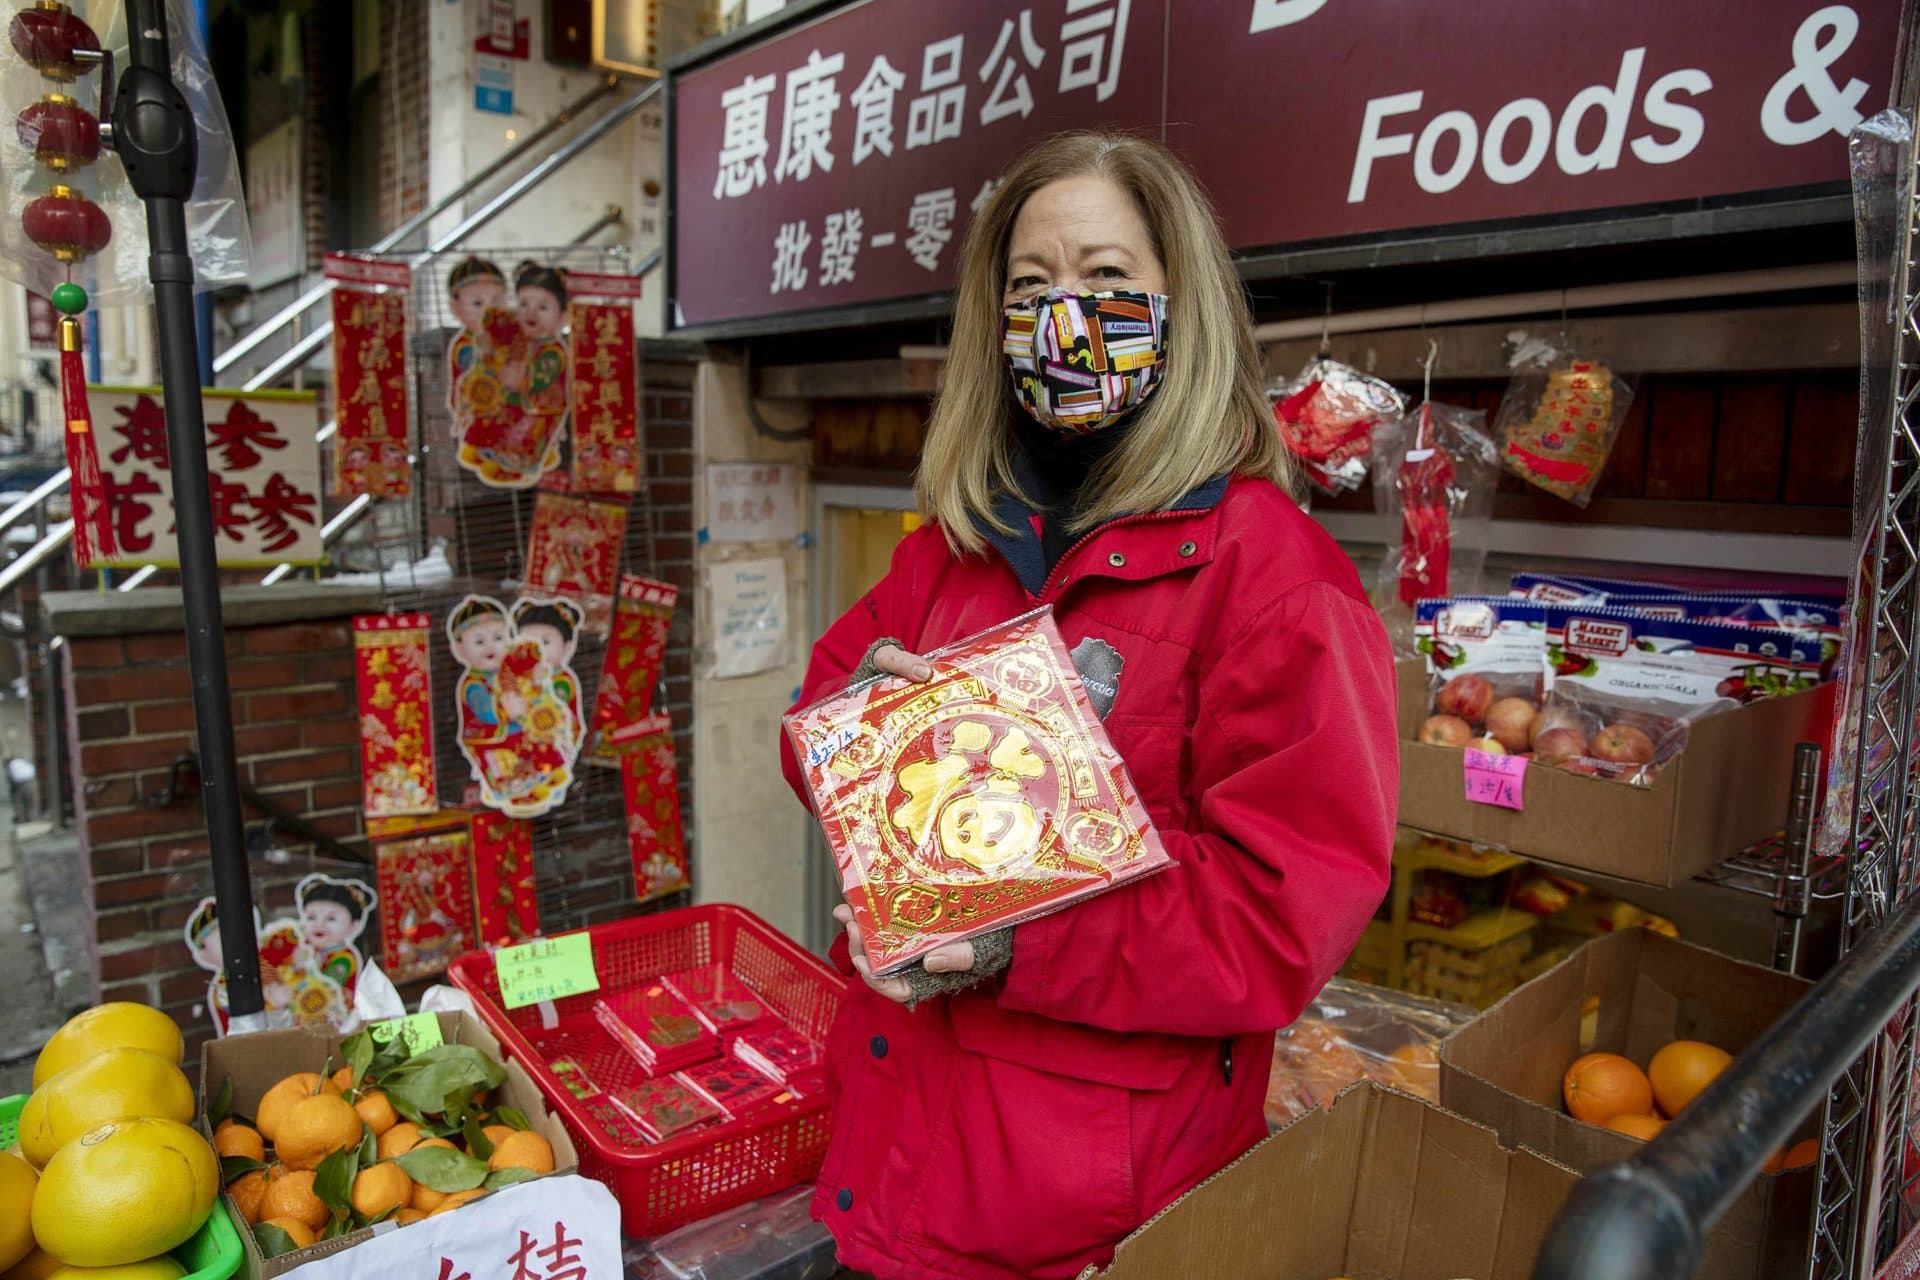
[0,0,252,302]
[1820,107,1914,861]
[1264,977,1476,1128]
[1371,402,1498,657]
[622,1186,837,1280]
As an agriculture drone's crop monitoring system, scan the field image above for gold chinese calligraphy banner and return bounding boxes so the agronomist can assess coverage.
[566,272,644,495]
[327,253,413,499]
[354,613,440,818]
[783,606,1171,976]
[82,386,323,568]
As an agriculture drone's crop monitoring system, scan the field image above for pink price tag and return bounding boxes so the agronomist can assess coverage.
[1463,749,1527,810]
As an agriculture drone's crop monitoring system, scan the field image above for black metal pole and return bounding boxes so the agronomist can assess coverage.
[1532,885,1920,1279]
[111,0,261,1021]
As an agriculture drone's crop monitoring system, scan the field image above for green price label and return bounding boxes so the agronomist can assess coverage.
[369,1011,444,1054]
[496,933,600,1010]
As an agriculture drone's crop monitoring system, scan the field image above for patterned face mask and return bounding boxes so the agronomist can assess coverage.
[1001,288,1170,434]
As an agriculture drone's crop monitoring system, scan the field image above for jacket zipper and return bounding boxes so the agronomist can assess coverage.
[1035,508,1196,603]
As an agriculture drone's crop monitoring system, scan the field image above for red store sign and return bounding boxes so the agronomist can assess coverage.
[670,0,1896,330]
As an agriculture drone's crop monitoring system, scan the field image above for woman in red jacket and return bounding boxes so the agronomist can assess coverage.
[781,131,1398,1280]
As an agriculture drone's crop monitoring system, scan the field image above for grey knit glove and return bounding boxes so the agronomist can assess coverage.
[851,636,906,686]
[900,928,1014,1007]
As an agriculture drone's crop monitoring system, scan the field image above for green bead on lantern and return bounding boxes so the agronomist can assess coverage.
[49,281,87,315]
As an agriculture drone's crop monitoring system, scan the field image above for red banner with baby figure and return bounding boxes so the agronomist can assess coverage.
[609,713,689,904]
[374,827,477,983]
[567,272,644,496]
[585,575,678,764]
[469,809,540,947]
[326,254,412,498]
[353,613,439,818]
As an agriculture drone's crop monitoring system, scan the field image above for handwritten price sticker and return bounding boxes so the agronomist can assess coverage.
[1463,749,1527,811]
[370,1011,444,1054]
[496,933,600,1010]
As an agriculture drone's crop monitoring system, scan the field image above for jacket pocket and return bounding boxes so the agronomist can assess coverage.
[949,993,1191,1091]
[901,1044,1137,1275]
[1103,716,1189,832]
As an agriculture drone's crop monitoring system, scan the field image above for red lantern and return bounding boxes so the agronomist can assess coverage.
[23,185,110,262]
[16,94,100,171]
[8,2,100,82]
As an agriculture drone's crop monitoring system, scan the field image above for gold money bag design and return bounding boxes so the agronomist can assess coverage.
[892,720,1047,875]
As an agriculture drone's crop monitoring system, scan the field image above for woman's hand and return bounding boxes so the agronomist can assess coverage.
[835,904,975,1005]
[870,644,933,683]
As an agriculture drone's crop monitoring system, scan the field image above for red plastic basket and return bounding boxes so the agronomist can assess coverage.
[448,904,845,1238]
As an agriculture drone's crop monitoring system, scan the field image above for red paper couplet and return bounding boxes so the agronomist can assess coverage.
[327,254,412,498]
[585,575,678,763]
[566,278,641,496]
[607,712,689,904]
[354,613,439,818]
[470,809,540,947]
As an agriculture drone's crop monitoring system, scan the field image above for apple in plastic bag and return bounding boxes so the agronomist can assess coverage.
[1533,727,1591,765]
[1435,674,1494,722]
[1419,714,1474,747]
[1484,697,1538,753]
[1592,723,1657,765]
[1467,736,1507,755]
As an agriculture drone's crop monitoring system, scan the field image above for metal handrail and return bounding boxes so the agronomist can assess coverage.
[241,79,662,394]
[0,80,663,601]
[1531,888,1920,1278]
[212,75,624,378]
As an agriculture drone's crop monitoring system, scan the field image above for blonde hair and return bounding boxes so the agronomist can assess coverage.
[917,131,1291,557]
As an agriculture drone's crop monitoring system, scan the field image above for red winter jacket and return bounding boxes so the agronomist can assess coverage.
[780,473,1398,1280]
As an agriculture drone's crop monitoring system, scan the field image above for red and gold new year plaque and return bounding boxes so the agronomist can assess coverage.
[784,607,1169,975]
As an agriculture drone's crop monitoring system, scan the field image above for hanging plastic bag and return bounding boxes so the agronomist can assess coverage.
[1372,401,1498,656]
[0,0,252,303]
[1495,335,1634,508]
[1269,357,1407,496]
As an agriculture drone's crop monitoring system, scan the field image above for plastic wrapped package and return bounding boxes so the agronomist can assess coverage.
[784,606,1172,976]
[1269,357,1408,496]
[1,0,251,303]
[1264,978,1476,1128]
[624,1186,838,1280]
[1412,597,1550,749]
[1372,403,1499,656]
[1494,336,1636,507]
[1538,606,1823,785]
[1821,108,1912,859]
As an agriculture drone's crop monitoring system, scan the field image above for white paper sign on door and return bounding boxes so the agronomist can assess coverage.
[280,1174,622,1280]
[711,556,787,678]
[706,463,800,542]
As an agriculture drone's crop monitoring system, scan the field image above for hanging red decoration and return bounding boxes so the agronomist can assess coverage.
[23,184,110,262]
[8,2,100,82]
[56,291,112,567]
[16,94,100,171]
[469,810,539,948]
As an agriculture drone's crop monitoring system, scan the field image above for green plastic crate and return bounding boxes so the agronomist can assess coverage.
[1,1092,243,1279]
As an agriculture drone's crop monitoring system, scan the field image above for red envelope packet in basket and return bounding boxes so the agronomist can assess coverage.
[732,1025,823,1083]
[661,964,771,1036]
[679,1059,788,1118]
[784,606,1172,976]
[593,984,718,1075]
[615,1074,725,1143]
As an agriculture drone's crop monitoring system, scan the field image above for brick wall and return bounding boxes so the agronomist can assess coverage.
[376,0,431,235]
[64,616,364,1062]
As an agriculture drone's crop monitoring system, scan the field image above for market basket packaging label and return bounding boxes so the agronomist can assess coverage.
[784,605,1171,976]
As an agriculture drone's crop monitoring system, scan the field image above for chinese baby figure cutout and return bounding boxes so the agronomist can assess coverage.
[183,872,376,1036]
[450,259,570,489]
[445,255,506,411]
[448,593,584,817]
[296,872,375,998]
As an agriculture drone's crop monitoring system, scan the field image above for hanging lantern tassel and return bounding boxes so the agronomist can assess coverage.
[54,283,112,568]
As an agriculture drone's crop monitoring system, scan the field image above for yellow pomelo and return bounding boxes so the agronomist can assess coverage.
[33,1005,182,1089]
[30,1119,217,1267]
[19,1049,195,1167]
[0,1152,37,1272]
[2,1250,63,1280]
[45,1261,186,1280]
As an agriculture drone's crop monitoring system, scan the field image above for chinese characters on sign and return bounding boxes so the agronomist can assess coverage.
[705,462,800,542]
[84,387,323,568]
[327,254,414,499]
[1462,749,1528,811]
[354,613,439,819]
[673,0,1895,328]
[565,273,645,495]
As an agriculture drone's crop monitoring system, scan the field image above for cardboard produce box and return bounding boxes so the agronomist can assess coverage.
[200,1011,578,1279]
[1439,929,1814,1280]
[1086,1083,1579,1280]
[1396,658,1835,886]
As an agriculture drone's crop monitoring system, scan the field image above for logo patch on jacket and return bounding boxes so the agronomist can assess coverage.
[1070,636,1124,719]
